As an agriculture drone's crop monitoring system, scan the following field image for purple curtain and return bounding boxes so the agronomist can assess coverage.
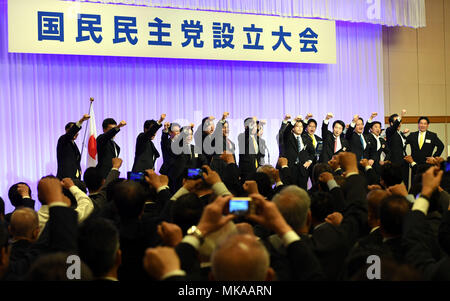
[0,0,383,213]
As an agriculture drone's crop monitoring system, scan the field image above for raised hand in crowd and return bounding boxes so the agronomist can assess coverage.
[157,222,183,247]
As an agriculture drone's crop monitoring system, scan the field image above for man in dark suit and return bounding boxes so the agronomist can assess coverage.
[210,113,236,178]
[346,114,374,162]
[96,118,126,179]
[278,115,315,189]
[364,112,391,182]
[194,116,216,165]
[57,114,90,179]
[406,116,444,180]
[132,114,165,173]
[5,183,35,224]
[171,126,208,192]
[238,117,264,182]
[320,113,350,163]
[385,110,410,187]
[159,122,181,176]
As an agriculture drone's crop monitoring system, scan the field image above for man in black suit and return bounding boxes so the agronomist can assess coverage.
[385,109,410,187]
[278,115,315,189]
[403,166,450,280]
[364,112,391,182]
[194,116,216,165]
[2,176,79,280]
[78,217,121,281]
[320,113,350,163]
[96,118,127,179]
[406,116,444,180]
[346,114,374,162]
[132,114,165,173]
[171,126,208,192]
[56,114,90,179]
[159,122,181,177]
[210,113,236,177]
[5,183,35,224]
[238,117,264,182]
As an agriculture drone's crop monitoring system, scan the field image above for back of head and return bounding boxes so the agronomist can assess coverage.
[102,118,117,130]
[78,217,120,278]
[211,234,270,281]
[8,182,31,208]
[273,185,311,232]
[171,193,206,234]
[367,189,390,221]
[26,252,93,281]
[37,175,60,205]
[379,195,409,237]
[310,191,335,223]
[247,172,273,199]
[144,119,157,132]
[312,163,333,184]
[380,163,403,188]
[256,165,276,186]
[65,122,75,131]
[84,167,104,192]
[10,208,39,240]
[112,181,146,220]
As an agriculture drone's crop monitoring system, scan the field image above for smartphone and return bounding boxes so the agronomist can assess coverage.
[446,162,450,173]
[187,168,203,180]
[229,197,253,216]
[127,172,145,182]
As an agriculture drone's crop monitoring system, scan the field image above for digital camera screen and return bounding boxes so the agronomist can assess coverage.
[229,199,250,214]
[187,168,202,179]
[127,172,144,182]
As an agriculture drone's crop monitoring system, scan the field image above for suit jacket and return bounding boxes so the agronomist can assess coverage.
[57,124,82,179]
[159,131,177,176]
[345,124,374,161]
[132,123,162,172]
[89,169,120,214]
[385,119,407,164]
[320,121,350,163]
[96,127,121,179]
[170,144,208,192]
[278,122,315,167]
[403,210,450,280]
[238,131,264,181]
[4,206,78,281]
[406,131,444,164]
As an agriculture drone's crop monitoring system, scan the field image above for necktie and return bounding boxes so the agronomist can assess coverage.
[310,134,316,148]
[334,137,337,153]
[419,132,424,150]
[360,134,365,150]
[297,136,302,153]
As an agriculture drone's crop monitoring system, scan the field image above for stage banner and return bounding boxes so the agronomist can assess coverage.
[8,0,336,64]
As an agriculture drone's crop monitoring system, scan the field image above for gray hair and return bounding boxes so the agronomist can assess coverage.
[273,185,311,231]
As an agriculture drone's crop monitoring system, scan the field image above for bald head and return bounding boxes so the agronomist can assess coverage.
[211,234,271,281]
[273,185,310,232]
[9,208,39,241]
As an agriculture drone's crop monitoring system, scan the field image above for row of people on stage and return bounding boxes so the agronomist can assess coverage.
[56,109,445,191]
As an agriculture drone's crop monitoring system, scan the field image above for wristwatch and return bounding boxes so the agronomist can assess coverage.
[187,226,205,244]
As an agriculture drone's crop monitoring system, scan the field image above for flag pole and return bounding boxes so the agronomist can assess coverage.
[80,97,94,160]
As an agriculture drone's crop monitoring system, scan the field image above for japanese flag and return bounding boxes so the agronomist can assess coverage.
[86,104,97,168]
